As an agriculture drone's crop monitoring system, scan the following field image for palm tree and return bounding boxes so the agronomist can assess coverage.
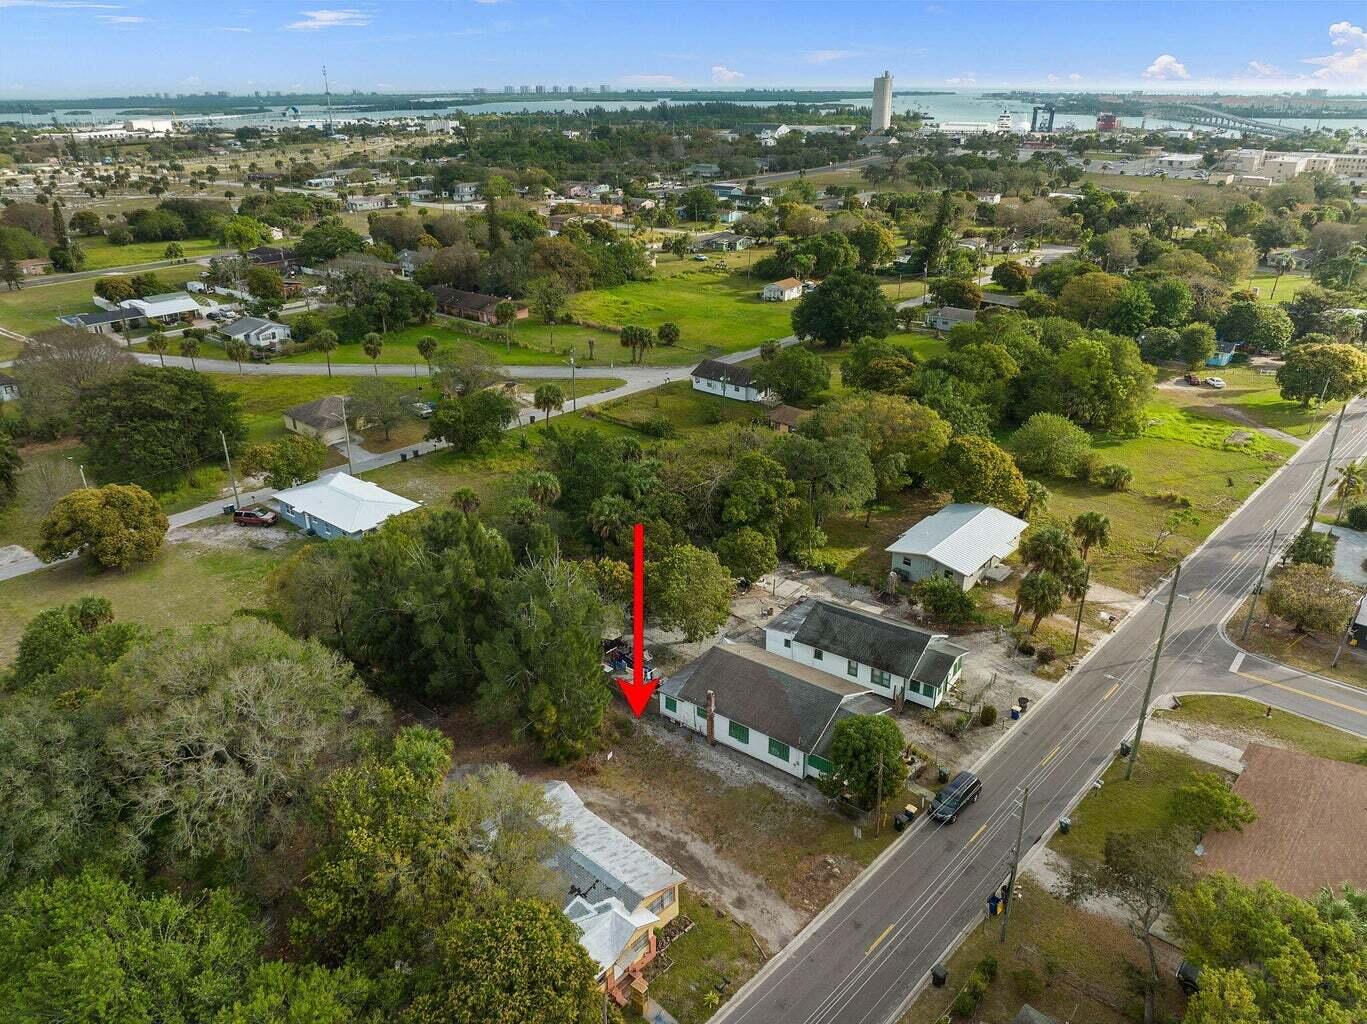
[1019,525,1076,575]
[224,337,249,373]
[1335,460,1365,524]
[178,333,200,371]
[416,334,439,375]
[450,488,481,515]
[1021,479,1051,520]
[533,383,564,426]
[146,331,168,367]
[523,470,561,508]
[314,329,338,378]
[362,332,384,375]
[587,494,633,554]
[1014,570,1065,634]
[1072,511,1112,560]
[495,301,518,351]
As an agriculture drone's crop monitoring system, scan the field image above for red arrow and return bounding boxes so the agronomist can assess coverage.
[617,522,657,717]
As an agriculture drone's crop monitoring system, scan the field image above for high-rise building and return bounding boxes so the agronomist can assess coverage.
[519,85,530,94]
[601,84,610,94]
[566,85,576,94]
[535,85,545,94]
[504,85,515,94]
[871,71,893,131]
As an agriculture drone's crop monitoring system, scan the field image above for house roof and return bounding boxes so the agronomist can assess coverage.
[768,599,967,689]
[123,293,201,318]
[659,644,885,757]
[61,308,138,327]
[219,316,285,339]
[427,285,503,313]
[886,503,1029,576]
[246,245,296,263]
[564,896,656,975]
[928,306,978,323]
[0,372,18,387]
[979,292,1024,308]
[692,358,756,387]
[768,404,807,428]
[544,781,685,910]
[273,472,419,534]
[285,395,347,431]
[767,278,802,290]
[1012,1008,1059,1024]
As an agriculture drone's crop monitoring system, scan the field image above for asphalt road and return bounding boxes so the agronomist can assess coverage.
[711,400,1367,1024]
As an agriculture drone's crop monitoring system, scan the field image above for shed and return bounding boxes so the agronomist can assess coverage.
[282,395,349,447]
[767,405,807,433]
[926,306,978,331]
[886,503,1029,591]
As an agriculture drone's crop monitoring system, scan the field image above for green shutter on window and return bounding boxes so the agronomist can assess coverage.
[727,721,749,744]
[664,696,677,712]
[808,753,833,775]
[768,737,790,760]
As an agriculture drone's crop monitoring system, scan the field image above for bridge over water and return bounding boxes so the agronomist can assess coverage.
[1144,102,1299,137]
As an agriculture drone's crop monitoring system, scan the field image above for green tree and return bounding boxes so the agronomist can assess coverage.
[163,241,184,259]
[0,432,19,509]
[819,715,907,809]
[1105,281,1155,336]
[1277,342,1367,406]
[1143,276,1194,328]
[847,219,897,271]
[1072,511,1111,560]
[36,483,168,571]
[76,366,245,491]
[177,331,200,371]
[494,299,518,350]
[428,389,519,453]
[1010,412,1093,478]
[657,321,681,347]
[219,214,268,253]
[533,382,565,425]
[934,435,1028,511]
[911,576,979,625]
[771,432,877,527]
[241,434,328,488]
[1179,322,1218,368]
[1266,562,1359,633]
[716,526,778,580]
[1286,528,1336,567]
[1058,271,1127,327]
[361,331,384,374]
[527,275,570,349]
[755,345,831,402]
[991,260,1030,293]
[1013,569,1065,633]
[1167,771,1256,841]
[1217,300,1294,353]
[244,264,285,304]
[791,268,897,348]
[804,392,951,492]
[349,376,406,442]
[314,328,339,378]
[719,451,798,536]
[223,336,250,373]
[416,333,440,374]
[929,276,982,310]
[647,543,733,642]
[478,559,609,763]
[619,324,654,364]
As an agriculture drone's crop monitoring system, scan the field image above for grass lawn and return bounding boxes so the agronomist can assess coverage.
[1050,744,1214,863]
[75,235,226,270]
[0,263,205,355]
[0,531,301,663]
[1248,269,1313,305]
[1160,364,1339,440]
[1226,595,1367,691]
[641,892,766,1024]
[588,379,766,437]
[571,264,795,359]
[1160,695,1367,763]
[0,441,88,552]
[899,877,1186,1024]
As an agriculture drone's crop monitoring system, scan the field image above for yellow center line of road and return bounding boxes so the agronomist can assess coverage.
[1039,743,1063,767]
[966,822,988,845]
[1236,670,1367,717]
[1103,682,1120,700]
[866,922,895,956]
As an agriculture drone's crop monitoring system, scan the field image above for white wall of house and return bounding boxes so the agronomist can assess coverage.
[691,376,765,402]
[763,628,903,702]
[659,693,806,778]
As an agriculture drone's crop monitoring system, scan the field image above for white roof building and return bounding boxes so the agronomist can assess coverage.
[272,473,419,539]
[122,292,202,320]
[887,503,1029,591]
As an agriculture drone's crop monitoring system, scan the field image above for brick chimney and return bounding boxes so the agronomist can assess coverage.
[706,690,716,746]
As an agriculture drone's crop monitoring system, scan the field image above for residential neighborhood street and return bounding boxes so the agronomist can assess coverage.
[711,400,1367,1024]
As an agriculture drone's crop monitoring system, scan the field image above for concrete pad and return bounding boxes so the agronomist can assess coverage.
[1313,522,1367,587]
[1141,720,1247,774]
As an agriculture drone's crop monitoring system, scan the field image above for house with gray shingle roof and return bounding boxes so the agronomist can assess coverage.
[691,358,768,402]
[764,598,968,710]
[886,502,1028,592]
[659,642,889,779]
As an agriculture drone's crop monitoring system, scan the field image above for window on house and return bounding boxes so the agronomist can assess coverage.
[808,753,833,775]
[847,659,858,677]
[902,556,911,566]
[696,705,707,719]
[871,669,892,688]
[783,637,792,648]
[664,696,677,713]
[768,738,790,761]
[648,889,675,914]
[812,648,824,661]
[728,721,750,744]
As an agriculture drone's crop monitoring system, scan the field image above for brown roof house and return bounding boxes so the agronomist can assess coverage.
[283,395,349,448]
[427,286,527,325]
[767,405,808,433]
[1199,743,1367,898]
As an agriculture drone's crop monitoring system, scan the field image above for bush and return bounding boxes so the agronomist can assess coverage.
[1036,644,1057,664]
[1095,463,1133,491]
[1010,967,1043,1000]
[638,416,676,438]
[978,704,998,727]
[1286,529,1336,568]
[911,576,979,625]
[1017,640,1036,656]
[976,956,999,982]
[1010,412,1093,479]
[1347,503,1367,531]
[1157,490,1193,508]
[951,970,990,1016]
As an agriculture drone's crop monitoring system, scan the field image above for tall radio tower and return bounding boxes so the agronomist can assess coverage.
[322,65,334,133]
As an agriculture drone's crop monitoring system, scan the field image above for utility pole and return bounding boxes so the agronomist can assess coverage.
[340,395,355,475]
[569,354,577,412]
[1307,400,1348,534]
[1242,529,1278,641]
[1127,562,1180,780]
[1072,564,1091,654]
[220,430,241,510]
[999,786,1029,944]
[874,752,884,837]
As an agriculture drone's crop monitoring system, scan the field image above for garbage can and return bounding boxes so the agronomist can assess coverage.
[1059,816,1072,835]
[937,766,950,784]
[1010,707,1021,721]
[1018,696,1031,713]
[1119,740,1132,757]
[400,452,408,462]
[931,965,948,988]
[223,504,236,515]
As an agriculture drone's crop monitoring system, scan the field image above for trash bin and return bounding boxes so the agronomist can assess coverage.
[223,504,237,515]
[400,452,408,462]
[1059,817,1072,835]
[1010,707,1021,721]
[931,965,948,988]
[1119,740,1132,757]
[937,766,950,784]
[1018,696,1031,713]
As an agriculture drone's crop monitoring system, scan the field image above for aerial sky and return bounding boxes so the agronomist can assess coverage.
[0,0,1364,98]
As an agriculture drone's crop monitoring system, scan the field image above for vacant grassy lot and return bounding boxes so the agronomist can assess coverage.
[0,263,204,353]
[572,264,795,358]
[1160,695,1367,763]
[1160,364,1337,440]
[899,877,1186,1024]
[641,892,766,1024]
[1050,744,1213,863]
[0,532,300,663]
[1227,595,1367,691]
[76,235,226,270]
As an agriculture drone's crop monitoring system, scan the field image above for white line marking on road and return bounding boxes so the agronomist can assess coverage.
[1229,652,1245,674]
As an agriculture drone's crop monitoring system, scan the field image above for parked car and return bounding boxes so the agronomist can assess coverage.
[1183,372,1202,385]
[929,771,982,824]
[411,400,435,419]
[233,507,278,527]
[692,254,708,261]
[1204,376,1226,389]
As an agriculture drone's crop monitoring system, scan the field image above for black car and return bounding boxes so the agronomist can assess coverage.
[929,771,982,824]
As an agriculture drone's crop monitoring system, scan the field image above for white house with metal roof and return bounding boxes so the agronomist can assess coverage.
[218,316,291,350]
[886,502,1028,591]
[764,598,967,710]
[271,472,419,540]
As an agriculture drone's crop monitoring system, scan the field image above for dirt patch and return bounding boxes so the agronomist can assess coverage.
[166,521,298,550]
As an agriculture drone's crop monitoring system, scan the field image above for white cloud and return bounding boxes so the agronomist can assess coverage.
[1142,54,1189,80]
[0,1,121,7]
[1047,73,1082,84]
[804,49,856,64]
[216,25,251,32]
[286,8,370,30]
[944,74,977,86]
[1068,73,1083,82]
[1245,60,1282,78]
[711,64,744,83]
[1304,21,1367,83]
[620,74,684,87]
[98,13,144,21]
